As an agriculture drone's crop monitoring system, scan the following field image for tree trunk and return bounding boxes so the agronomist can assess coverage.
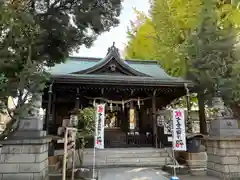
[197,93,207,134]
[231,103,240,122]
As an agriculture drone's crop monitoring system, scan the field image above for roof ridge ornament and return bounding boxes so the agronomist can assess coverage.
[107,41,120,56]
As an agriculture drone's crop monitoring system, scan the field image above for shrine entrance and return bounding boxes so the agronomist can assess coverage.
[43,44,193,149]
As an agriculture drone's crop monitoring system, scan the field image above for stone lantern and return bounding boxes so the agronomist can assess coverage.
[70,109,79,127]
[206,84,240,179]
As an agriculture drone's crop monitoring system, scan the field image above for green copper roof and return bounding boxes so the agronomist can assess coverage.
[50,57,179,80]
[49,45,193,86]
[49,57,100,75]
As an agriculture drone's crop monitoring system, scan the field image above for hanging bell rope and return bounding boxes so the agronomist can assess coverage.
[122,100,125,111]
[137,97,140,109]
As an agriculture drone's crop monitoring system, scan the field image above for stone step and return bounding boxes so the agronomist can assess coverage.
[83,152,168,158]
[83,158,169,166]
[83,157,170,162]
[83,148,168,153]
[56,148,172,167]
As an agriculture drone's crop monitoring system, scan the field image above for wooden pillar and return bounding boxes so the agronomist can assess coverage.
[46,83,53,133]
[152,90,158,148]
[52,93,56,126]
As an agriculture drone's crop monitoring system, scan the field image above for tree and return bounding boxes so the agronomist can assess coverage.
[0,3,49,139]
[125,0,201,77]
[0,0,122,65]
[125,0,240,133]
[77,107,95,166]
[184,0,240,133]
[151,0,202,77]
[124,12,156,60]
[0,0,122,139]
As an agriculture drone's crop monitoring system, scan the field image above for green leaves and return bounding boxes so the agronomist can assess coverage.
[0,0,122,138]
[125,0,203,77]
[184,0,240,111]
[77,107,95,138]
[125,0,240,110]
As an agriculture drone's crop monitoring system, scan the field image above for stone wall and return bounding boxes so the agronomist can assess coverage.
[0,139,49,180]
[206,138,240,179]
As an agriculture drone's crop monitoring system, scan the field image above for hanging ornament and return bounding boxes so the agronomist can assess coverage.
[122,100,125,111]
[137,97,140,109]
[93,99,96,107]
[110,101,113,112]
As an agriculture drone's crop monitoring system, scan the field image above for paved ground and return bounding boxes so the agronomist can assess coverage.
[49,167,221,180]
[99,168,221,180]
[174,175,219,180]
[99,167,169,180]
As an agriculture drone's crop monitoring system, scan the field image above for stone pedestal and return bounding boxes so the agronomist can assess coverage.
[185,152,207,176]
[206,137,240,179]
[0,93,50,180]
[0,138,49,180]
[209,98,240,137]
[206,97,240,179]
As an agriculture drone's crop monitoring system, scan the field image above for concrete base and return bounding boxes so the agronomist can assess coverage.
[206,137,240,180]
[208,117,240,137]
[0,137,50,180]
[9,117,46,140]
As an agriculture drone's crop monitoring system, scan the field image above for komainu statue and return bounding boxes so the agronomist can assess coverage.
[27,93,42,117]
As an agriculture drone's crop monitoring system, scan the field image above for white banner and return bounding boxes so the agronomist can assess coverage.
[172,109,186,151]
[94,104,105,149]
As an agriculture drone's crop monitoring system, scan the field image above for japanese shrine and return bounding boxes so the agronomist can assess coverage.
[42,44,193,149]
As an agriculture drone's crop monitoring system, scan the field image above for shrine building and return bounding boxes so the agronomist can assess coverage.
[43,44,193,149]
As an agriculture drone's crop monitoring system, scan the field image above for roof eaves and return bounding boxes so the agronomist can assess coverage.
[51,74,194,87]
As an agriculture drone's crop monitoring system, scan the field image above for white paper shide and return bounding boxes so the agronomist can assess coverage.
[172,109,186,151]
[94,104,105,149]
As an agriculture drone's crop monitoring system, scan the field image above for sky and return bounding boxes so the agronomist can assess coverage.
[72,0,150,58]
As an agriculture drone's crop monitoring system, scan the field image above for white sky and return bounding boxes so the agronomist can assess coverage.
[72,0,150,58]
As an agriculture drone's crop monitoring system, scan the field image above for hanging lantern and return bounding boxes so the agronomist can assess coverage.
[110,101,113,112]
[137,97,140,109]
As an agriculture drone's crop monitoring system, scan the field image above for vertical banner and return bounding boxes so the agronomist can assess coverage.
[172,109,187,151]
[129,109,135,130]
[95,104,105,149]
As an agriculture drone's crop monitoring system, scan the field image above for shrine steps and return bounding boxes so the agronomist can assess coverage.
[82,148,172,168]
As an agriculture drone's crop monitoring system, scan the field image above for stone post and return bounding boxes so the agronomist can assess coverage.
[206,97,240,179]
[0,93,50,180]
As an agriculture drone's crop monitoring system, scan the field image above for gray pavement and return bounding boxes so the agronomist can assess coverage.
[99,167,221,180]
[99,167,169,180]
